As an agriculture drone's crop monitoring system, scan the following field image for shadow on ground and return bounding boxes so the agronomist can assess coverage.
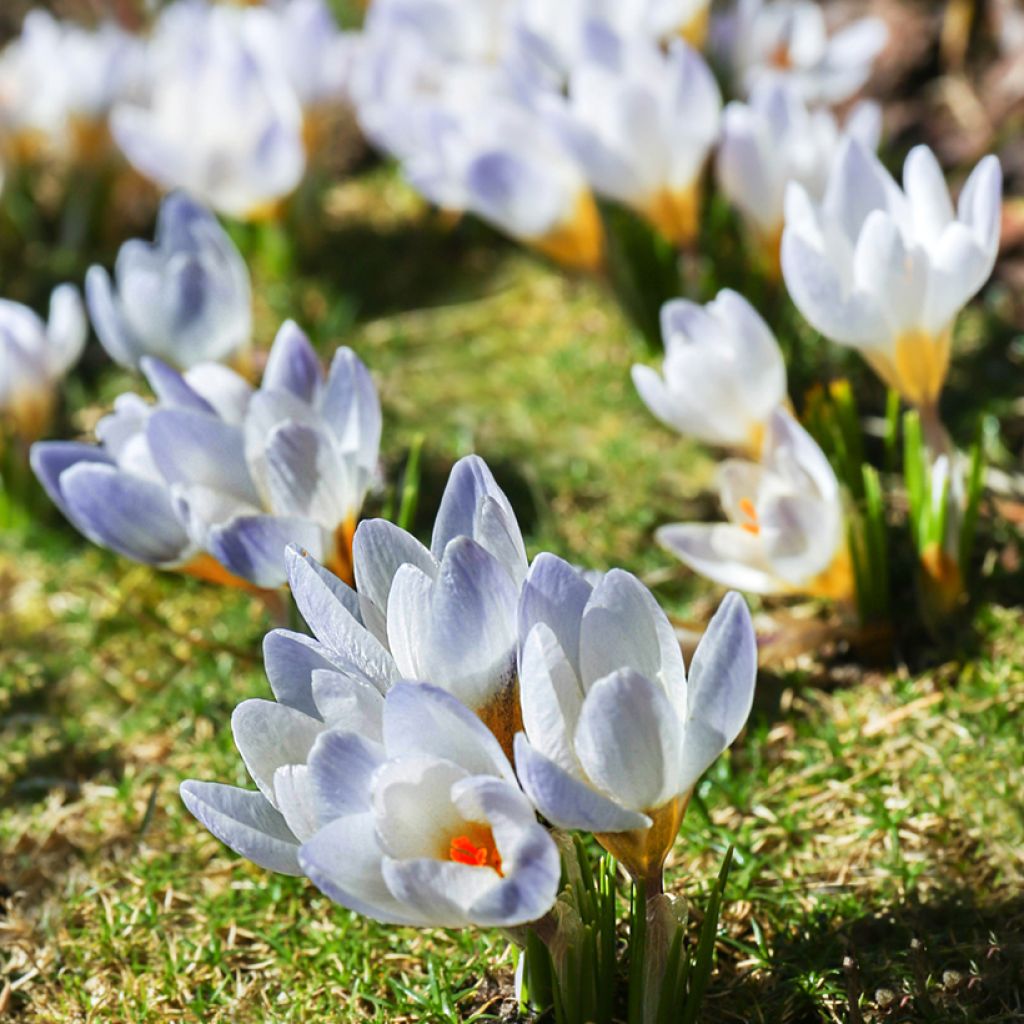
[710,890,1024,1023]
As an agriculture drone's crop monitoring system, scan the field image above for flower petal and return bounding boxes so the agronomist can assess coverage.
[578,569,686,695]
[307,728,386,820]
[574,668,682,813]
[678,592,757,794]
[514,734,651,832]
[59,462,191,565]
[208,513,327,588]
[179,780,301,875]
[231,698,325,802]
[300,813,426,925]
[263,320,322,403]
[382,682,515,784]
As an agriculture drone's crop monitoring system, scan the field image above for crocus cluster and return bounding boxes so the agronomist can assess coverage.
[183,455,759,934]
[32,322,381,589]
[350,0,887,268]
[633,290,850,601]
[0,0,355,218]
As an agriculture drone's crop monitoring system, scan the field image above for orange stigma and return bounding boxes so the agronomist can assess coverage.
[448,830,503,875]
[738,497,761,536]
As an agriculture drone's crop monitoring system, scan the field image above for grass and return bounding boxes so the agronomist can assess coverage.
[2,155,1024,1023]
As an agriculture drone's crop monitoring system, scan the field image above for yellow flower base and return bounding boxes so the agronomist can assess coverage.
[532,190,605,273]
[640,183,700,248]
[864,327,952,409]
[677,4,711,48]
[596,793,688,890]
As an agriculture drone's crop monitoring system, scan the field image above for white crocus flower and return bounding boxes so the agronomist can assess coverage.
[0,11,144,161]
[0,285,86,442]
[717,79,881,274]
[354,9,603,270]
[407,97,604,271]
[86,193,252,372]
[544,30,721,246]
[781,140,1002,412]
[181,681,560,929]
[657,409,851,599]
[514,0,711,87]
[261,455,528,755]
[631,290,786,454]
[242,0,354,111]
[32,323,381,589]
[514,557,757,888]
[713,0,889,106]
[111,4,305,220]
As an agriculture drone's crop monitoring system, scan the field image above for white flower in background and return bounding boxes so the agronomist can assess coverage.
[657,409,850,599]
[513,0,711,87]
[0,11,144,160]
[242,0,355,111]
[111,3,305,220]
[31,323,381,589]
[632,290,786,454]
[717,79,881,272]
[782,140,1002,411]
[514,557,757,887]
[262,455,528,754]
[0,285,86,442]
[86,193,252,372]
[407,98,604,271]
[364,0,514,67]
[713,0,888,106]
[181,681,560,928]
[544,31,721,245]
[602,0,711,46]
[354,11,604,270]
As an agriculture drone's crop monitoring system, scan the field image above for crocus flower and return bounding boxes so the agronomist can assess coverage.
[514,555,757,888]
[407,98,604,271]
[514,0,712,86]
[712,0,888,106]
[31,323,380,589]
[0,11,144,162]
[264,454,528,754]
[544,31,721,245]
[353,11,603,271]
[631,289,786,454]
[781,140,1002,412]
[181,681,560,928]
[656,408,851,599]
[86,193,252,372]
[243,0,354,111]
[111,4,305,220]
[0,285,86,443]
[716,79,881,274]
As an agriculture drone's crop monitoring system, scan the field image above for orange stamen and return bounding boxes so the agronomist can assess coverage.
[738,497,760,536]
[448,832,503,875]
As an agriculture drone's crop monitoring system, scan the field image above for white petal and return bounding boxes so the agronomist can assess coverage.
[574,668,682,813]
[678,592,757,794]
[231,699,325,804]
[578,569,686,696]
